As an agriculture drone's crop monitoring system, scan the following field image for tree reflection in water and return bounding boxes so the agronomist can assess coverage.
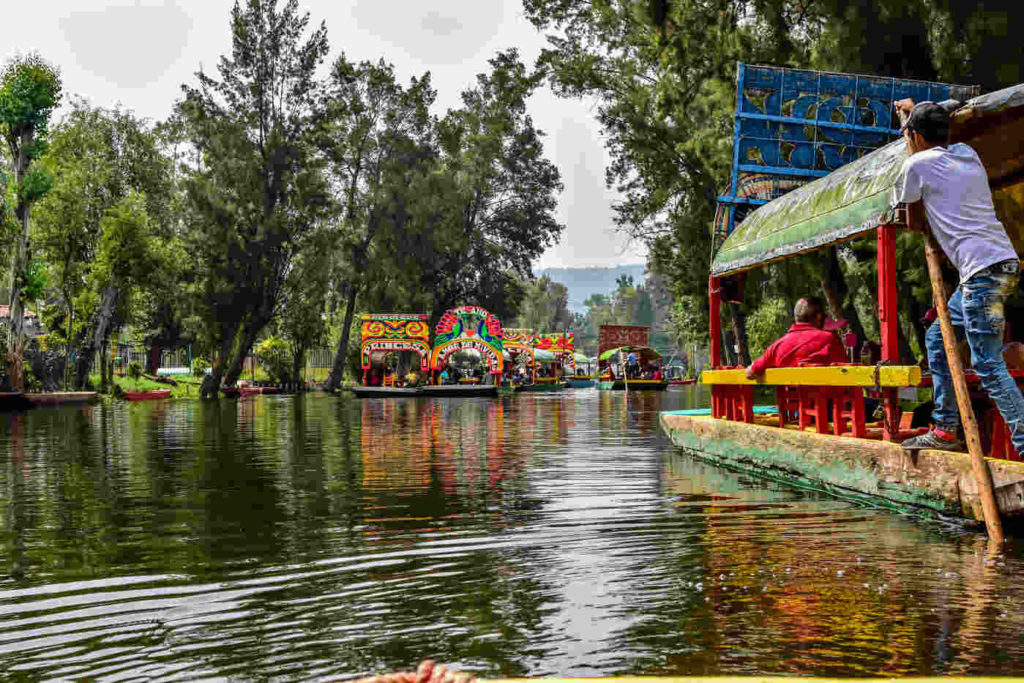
[0,390,1023,679]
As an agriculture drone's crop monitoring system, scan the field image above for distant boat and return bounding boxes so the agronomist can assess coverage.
[123,389,172,401]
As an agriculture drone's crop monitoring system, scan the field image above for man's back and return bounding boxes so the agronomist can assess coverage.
[748,322,847,376]
[896,143,1017,280]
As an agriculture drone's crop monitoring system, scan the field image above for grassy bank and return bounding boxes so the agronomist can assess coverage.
[90,374,204,399]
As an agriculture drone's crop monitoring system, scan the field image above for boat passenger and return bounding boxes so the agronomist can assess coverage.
[893,99,1024,455]
[745,297,848,379]
[626,350,639,378]
[439,368,450,385]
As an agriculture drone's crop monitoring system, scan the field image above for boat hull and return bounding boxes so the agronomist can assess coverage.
[597,379,669,391]
[350,386,423,398]
[420,385,498,398]
[25,392,97,406]
[513,381,567,392]
[660,411,1024,523]
[566,378,595,388]
[123,390,171,401]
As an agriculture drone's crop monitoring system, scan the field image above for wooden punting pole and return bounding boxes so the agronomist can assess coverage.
[923,232,1005,544]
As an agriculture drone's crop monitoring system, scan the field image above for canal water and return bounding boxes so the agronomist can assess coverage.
[2,388,1024,680]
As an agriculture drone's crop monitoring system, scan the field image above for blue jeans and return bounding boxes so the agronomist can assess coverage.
[927,259,1024,453]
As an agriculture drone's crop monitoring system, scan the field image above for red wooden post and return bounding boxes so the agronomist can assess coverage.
[877,224,900,440]
[709,275,723,418]
[709,276,722,368]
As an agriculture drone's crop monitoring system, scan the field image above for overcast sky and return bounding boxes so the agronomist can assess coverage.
[5,0,647,269]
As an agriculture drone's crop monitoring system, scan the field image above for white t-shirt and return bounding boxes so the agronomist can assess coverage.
[894,143,1018,281]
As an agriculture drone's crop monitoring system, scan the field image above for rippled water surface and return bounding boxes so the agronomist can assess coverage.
[3,388,1024,680]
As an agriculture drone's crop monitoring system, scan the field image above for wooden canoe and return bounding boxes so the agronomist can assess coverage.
[123,389,172,401]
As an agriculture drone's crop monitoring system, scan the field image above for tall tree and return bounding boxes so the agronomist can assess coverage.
[429,49,564,321]
[0,54,61,391]
[514,275,571,332]
[321,57,435,392]
[33,101,176,388]
[174,0,331,397]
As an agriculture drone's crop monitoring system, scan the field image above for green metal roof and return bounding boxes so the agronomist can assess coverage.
[711,139,908,276]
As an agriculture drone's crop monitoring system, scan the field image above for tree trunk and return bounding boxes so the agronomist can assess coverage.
[325,282,359,392]
[148,344,161,375]
[723,328,738,366]
[821,247,866,344]
[100,339,110,393]
[4,128,34,391]
[75,284,120,390]
[291,344,306,387]
[728,302,751,366]
[223,319,263,388]
[200,322,241,398]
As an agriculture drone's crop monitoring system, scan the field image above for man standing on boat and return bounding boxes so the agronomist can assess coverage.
[745,297,847,379]
[894,100,1024,455]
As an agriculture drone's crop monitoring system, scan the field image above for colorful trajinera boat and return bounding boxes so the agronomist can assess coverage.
[351,314,432,398]
[596,325,669,391]
[567,352,596,388]
[661,65,1024,524]
[425,306,502,397]
[521,332,573,392]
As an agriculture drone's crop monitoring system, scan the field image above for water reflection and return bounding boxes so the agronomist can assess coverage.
[0,389,1022,679]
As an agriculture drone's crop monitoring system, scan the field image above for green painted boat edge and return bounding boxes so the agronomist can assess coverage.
[659,412,1024,523]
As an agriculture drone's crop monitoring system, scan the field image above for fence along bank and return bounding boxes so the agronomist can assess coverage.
[661,66,1024,523]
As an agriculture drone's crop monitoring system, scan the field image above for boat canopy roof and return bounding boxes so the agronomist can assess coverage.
[502,347,558,362]
[598,345,662,362]
[534,348,558,363]
[711,81,1024,277]
[573,352,590,364]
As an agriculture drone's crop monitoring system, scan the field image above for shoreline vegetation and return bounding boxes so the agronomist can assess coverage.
[4,0,1022,399]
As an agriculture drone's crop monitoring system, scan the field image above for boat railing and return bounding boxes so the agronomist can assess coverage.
[702,364,923,440]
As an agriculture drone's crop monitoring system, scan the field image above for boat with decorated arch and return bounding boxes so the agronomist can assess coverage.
[516,332,573,391]
[350,314,432,397]
[425,305,503,397]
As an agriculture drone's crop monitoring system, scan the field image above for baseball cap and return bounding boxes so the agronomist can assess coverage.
[901,101,949,143]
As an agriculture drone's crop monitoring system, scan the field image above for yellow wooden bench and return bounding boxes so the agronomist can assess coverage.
[701,365,921,387]
[702,365,921,438]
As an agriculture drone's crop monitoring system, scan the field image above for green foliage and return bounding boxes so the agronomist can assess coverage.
[746,298,791,359]
[21,258,48,304]
[174,0,331,393]
[526,0,1024,358]
[128,361,143,380]
[0,53,62,136]
[192,358,210,377]
[514,275,571,332]
[255,335,291,384]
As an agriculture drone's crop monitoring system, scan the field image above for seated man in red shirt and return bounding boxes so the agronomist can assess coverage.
[746,297,848,379]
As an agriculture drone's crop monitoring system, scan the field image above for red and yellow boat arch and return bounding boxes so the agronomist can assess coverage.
[360,314,431,372]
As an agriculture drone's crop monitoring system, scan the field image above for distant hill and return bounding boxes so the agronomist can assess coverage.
[536,264,647,313]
